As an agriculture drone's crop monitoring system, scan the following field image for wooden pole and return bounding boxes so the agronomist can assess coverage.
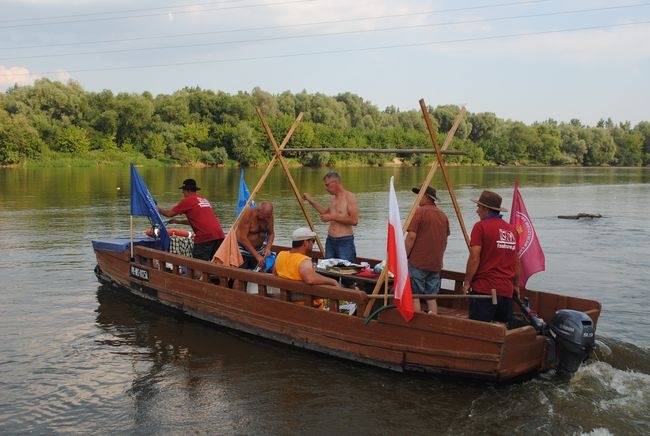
[281,148,465,155]
[362,106,468,318]
[130,215,134,260]
[230,112,304,230]
[419,100,471,249]
[366,293,493,300]
[255,107,326,255]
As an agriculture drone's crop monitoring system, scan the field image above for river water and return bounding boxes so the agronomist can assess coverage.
[1,166,649,435]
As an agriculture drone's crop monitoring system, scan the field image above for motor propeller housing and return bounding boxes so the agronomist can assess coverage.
[548,309,596,374]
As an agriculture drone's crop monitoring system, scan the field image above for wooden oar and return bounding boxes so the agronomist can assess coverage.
[234,111,304,229]
[363,106,467,318]
[213,112,303,265]
[419,99,471,248]
[367,292,495,302]
[256,107,325,255]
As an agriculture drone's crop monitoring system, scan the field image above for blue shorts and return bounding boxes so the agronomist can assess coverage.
[325,235,356,263]
[408,264,441,295]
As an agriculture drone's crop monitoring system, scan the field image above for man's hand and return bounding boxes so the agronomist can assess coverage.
[462,281,471,295]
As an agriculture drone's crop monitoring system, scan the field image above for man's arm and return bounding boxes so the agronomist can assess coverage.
[263,215,275,257]
[463,245,482,294]
[299,260,339,286]
[303,193,329,215]
[405,231,416,257]
[157,206,188,225]
[157,205,176,218]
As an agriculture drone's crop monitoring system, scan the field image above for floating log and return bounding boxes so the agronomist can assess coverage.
[558,213,602,220]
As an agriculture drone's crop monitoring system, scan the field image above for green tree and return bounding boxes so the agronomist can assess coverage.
[115,93,154,148]
[231,122,263,166]
[611,127,642,166]
[581,128,616,166]
[635,121,650,165]
[55,124,90,153]
[0,110,44,164]
[144,133,166,159]
[468,112,498,142]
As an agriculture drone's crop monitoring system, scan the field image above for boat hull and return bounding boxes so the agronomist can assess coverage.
[92,238,601,383]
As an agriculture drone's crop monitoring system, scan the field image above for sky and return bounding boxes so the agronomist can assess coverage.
[1,0,648,126]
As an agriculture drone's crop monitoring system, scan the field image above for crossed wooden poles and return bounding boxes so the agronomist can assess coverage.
[215,101,473,320]
[213,109,324,266]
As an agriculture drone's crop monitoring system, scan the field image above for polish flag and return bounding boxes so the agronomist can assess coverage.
[510,182,545,288]
[387,177,414,322]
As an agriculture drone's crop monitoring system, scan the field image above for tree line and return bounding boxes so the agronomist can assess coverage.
[1,78,649,167]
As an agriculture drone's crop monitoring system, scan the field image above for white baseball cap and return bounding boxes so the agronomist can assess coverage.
[292,227,317,241]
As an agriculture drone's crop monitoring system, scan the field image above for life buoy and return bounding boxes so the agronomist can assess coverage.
[145,228,193,238]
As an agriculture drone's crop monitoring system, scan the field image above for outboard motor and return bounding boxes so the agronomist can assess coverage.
[548,310,596,374]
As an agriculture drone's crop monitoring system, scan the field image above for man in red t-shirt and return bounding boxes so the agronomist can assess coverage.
[158,178,225,261]
[463,190,520,324]
[405,186,450,315]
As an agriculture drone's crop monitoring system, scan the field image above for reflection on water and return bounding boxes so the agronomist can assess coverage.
[1,166,649,433]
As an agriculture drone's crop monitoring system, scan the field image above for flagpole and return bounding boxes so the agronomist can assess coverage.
[256,107,326,256]
[130,215,134,260]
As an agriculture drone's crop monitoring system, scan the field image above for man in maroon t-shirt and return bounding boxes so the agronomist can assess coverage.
[463,190,520,324]
[405,186,450,315]
[158,178,225,261]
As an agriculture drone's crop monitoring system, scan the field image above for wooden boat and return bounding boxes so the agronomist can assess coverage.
[95,104,601,383]
[92,236,601,383]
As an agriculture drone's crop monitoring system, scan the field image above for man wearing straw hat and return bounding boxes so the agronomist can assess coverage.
[405,186,450,315]
[157,178,225,261]
[463,190,520,325]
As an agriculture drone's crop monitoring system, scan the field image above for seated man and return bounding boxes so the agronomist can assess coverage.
[274,228,339,307]
[236,201,275,270]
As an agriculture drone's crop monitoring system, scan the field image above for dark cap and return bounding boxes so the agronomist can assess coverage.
[178,178,200,191]
[412,186,438,202]
[471,190,507,212]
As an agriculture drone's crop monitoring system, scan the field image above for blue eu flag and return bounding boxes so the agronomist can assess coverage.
[236,169,255,217]
[130,163,170,251]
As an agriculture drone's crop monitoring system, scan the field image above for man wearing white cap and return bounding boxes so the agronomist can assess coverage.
[274,227,339,287]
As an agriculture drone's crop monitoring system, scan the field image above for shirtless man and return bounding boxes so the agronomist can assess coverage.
[303,172,359,263]
[236,201,275,270]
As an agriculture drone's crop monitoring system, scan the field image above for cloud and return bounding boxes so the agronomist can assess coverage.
[0,65,39,87]
[0,65,71,88]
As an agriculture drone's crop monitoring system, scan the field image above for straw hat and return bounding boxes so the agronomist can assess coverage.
[411,186,438,202]
[471,190,508,212]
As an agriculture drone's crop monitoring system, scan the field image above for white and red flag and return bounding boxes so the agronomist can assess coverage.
[387,177,414,322]
[509,182,545,288]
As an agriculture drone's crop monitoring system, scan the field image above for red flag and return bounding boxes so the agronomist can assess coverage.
[387,177,414,322]
[510,182,545,288]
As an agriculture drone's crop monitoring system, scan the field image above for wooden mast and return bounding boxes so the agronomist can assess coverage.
[256,107,326,255]
[419,99,471,249]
